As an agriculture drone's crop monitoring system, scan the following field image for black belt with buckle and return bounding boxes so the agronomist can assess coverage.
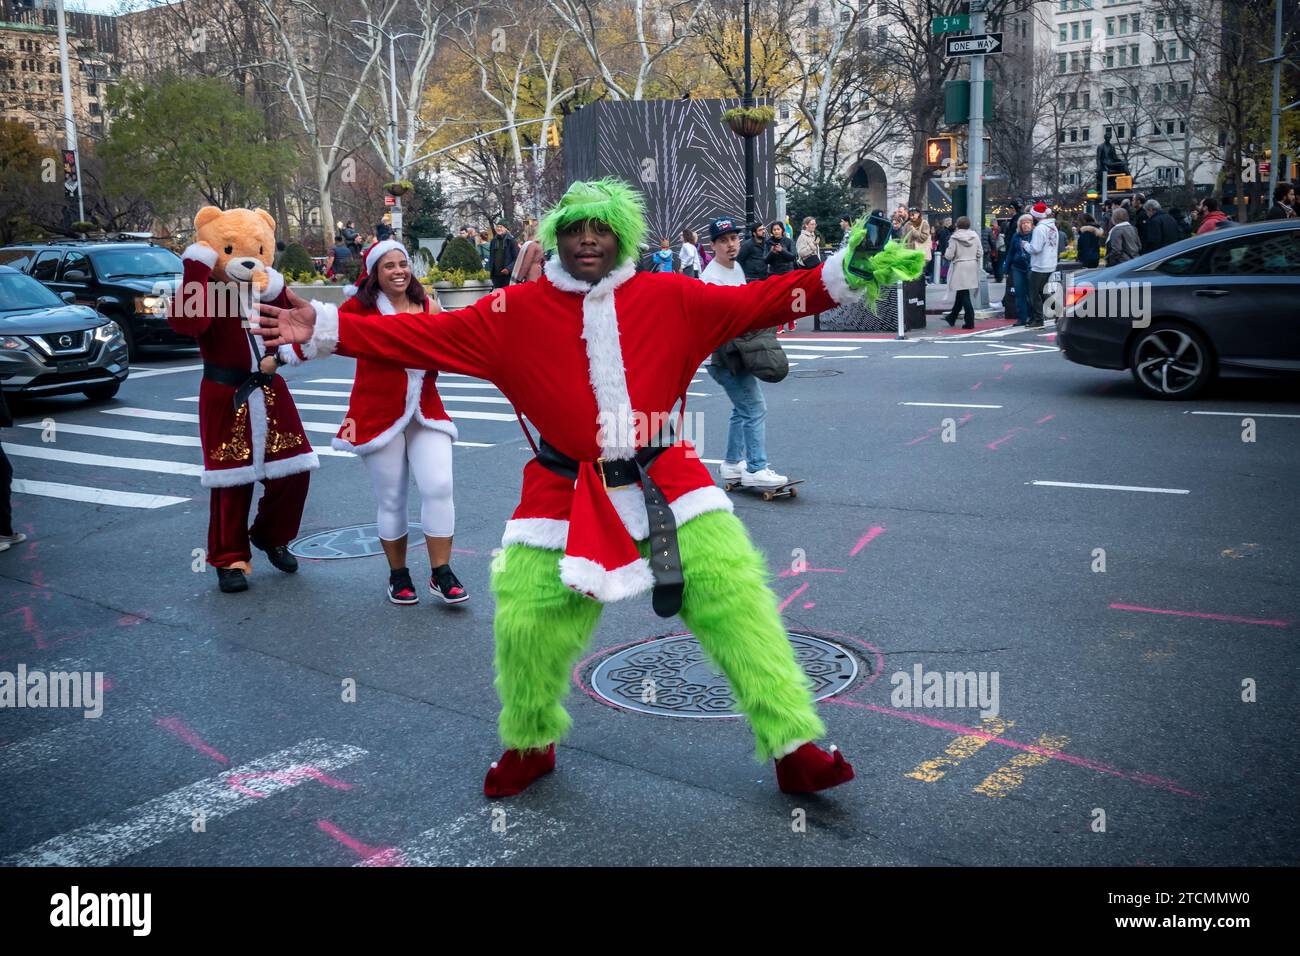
[203,362,275,412]
[535,435,685,618]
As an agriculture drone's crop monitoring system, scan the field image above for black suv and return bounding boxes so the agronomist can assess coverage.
[0,239,187,360]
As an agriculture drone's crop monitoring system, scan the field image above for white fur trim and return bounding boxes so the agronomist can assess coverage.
[499,483,732,551]
[821,247,865,306]
[579,261,639,460]
[263,450,319,478]
[413,407,459,442]
[182,243,218,268]
[365,240,408,274]
[343,284,359,297]
[543,256,636,294]
[201,464,258,488]
[276,344,304,367]
[559,554,655,603]
[501,517,570,551]
[307,301,340,358]
[775,739,812,758]
[260,268,285,302]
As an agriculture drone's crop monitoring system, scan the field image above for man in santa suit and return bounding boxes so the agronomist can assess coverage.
[256,179,922,796]
[170,229,319,594]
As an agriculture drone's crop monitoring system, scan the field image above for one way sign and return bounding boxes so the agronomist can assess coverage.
[945,33,1003,56]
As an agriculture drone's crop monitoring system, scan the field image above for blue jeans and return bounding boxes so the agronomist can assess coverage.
[1009,266,1031,325]
[706,362,768,472]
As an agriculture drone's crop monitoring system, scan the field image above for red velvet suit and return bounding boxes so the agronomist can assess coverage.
[169,244,318,568]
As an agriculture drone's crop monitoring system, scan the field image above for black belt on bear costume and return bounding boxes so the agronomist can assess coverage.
[535,435,685,618]
[203,363,276,412]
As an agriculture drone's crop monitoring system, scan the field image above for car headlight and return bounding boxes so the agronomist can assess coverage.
[1,335,30,353]
[93,321,125,344]
[134,295,168,315]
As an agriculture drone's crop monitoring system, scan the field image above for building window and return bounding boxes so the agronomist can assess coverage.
[1069,91,1078,109]
[1155,13,1165,30]
[1083,20,1092,39]
[1131,13,1140,32]
[1071,21,1079,40]
[808,7,819,27]
[1082,127,1091,142]
[1153,84,1162,103]
[1104,88,1114,107]
[1179,81,1189,97]
[1070,51,1081,71]
[1060,23,1068,42]
[1106,16,1114,36]
[1058,92,1067,111]
[1058,53,1067,74]
[1082,89,1091,108]
[1104,48,1114,68]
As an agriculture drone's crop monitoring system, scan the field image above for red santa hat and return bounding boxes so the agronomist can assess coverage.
[1031,201,1051,220]
[344,238,408,296]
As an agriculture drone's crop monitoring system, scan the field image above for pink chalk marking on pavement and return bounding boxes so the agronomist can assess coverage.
[986,427,1026,451]
[317,820,406,866]
[1002,363,1013,372]
[1109,603,1290,628]
[970,381,983,391]
[777,567,846,578]
[118,614,146,627]
[803,602,816,610]
[451,548,478,555]
[1036,414,1056,425]
[778,583,810,613]
[224,766,355,798]
[825,698,1201,798]
[155,716,230,765]
[906,431,937,446]
[850,527,886,557]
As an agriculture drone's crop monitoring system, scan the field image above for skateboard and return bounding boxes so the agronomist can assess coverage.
[723,478,804,501]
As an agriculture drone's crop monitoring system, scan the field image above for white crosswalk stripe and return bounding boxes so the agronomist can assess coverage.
[12,479,189,509]
[2,739,367,866]
[3,441,203,476]
[357,806,568,867]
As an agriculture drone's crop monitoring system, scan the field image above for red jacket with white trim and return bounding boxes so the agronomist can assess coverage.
[168,245,318,488]
[302,249,864,601]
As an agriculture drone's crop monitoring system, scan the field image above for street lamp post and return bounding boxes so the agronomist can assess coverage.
[54,0,84,226]
[743,0,756,234]
[353,22,420,242]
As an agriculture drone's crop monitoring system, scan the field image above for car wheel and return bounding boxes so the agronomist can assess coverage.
[117,318,139,361]
[1128,322,1215,400]
[82,382,121,402]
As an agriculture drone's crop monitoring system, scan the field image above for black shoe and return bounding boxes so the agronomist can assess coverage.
[250,534,298,573]
[388,567,419,605]
[944,314,956,327]
[962,322,975,330]
[430,564,469,605]
[1025,320,1045,329]
[217,567,248,593]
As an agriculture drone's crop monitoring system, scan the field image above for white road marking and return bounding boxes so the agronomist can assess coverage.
[2,739,367,867]
[12,479,188,509]
[900,402,1004,409]
[3,441,202,476]
[0,704,147,775]
[305,378,503,391]
[769,341,863,350]
[1030,481,1189,495]
[893,355,949,359]
[18,422,200,447]
[1187,411,1300,419]
[106,406,497,440]
[125,364,204,379]
[358,805,567,867]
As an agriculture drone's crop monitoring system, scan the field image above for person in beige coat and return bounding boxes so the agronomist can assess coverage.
[942,215,983,329]
[901,208,932,260]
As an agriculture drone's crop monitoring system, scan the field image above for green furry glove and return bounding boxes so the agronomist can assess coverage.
[842,217,927,311]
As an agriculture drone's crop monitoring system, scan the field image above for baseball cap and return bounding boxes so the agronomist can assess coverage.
[709,217,741,241]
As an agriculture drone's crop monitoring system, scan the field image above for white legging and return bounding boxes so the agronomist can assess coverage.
[362,420,455,540]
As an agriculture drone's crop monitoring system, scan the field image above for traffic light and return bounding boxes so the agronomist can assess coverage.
[926,136,955,169]
[546,123,560,148]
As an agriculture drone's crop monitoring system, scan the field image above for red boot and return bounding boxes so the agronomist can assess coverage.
[775,742,855,794]
[484,744,556,798]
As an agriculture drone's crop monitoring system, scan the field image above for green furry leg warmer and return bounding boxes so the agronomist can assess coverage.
[673,510,826,760]
[490,543,603,751]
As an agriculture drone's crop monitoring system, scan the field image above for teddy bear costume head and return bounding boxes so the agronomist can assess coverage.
[194,206,276,286]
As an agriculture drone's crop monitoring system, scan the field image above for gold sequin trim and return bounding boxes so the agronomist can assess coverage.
[209,403,251,462]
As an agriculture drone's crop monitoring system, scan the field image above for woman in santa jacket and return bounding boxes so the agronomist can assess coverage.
[290,240,467,606]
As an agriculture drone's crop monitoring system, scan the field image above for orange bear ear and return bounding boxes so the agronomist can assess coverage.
[255,208,276,233]
[195,206,223,230]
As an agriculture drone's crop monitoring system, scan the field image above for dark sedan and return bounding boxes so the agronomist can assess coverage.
[1054,219,1300,398]
[0,266,130,401]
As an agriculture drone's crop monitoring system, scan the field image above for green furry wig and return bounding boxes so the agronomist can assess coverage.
[539,178,647,266]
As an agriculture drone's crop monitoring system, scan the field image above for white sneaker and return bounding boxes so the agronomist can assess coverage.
[719,460,747,481]
[741,467,788,488]
[0,532,25,550]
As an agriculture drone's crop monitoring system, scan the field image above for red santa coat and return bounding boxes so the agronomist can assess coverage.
[169,245,319,487]
[302,248,863,601]
[321,292,457,454]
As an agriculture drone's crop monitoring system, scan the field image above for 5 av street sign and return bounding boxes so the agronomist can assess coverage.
[945,33,1003,56]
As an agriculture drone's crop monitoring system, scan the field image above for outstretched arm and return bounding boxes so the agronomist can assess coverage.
[684,229,925,359]
[254,288,502,381]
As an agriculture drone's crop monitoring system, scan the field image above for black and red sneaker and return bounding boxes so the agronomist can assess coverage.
[430,564,469,605]
[387,567,419,605]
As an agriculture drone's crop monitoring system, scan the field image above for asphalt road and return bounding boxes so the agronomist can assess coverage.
[2,319,1297,866]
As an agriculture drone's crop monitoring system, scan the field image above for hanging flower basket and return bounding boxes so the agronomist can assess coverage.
[721,105,776,139]
[384,180,413,197]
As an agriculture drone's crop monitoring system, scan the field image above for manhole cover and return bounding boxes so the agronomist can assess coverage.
[589,633,860,718]
[791,368,843,378]
[289,522,426,559]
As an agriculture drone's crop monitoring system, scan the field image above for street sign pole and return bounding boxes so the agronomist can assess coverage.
[968,2,988,309]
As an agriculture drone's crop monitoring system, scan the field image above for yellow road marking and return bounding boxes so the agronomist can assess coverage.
[973,733,1070,798]
[904,717,1013,783]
